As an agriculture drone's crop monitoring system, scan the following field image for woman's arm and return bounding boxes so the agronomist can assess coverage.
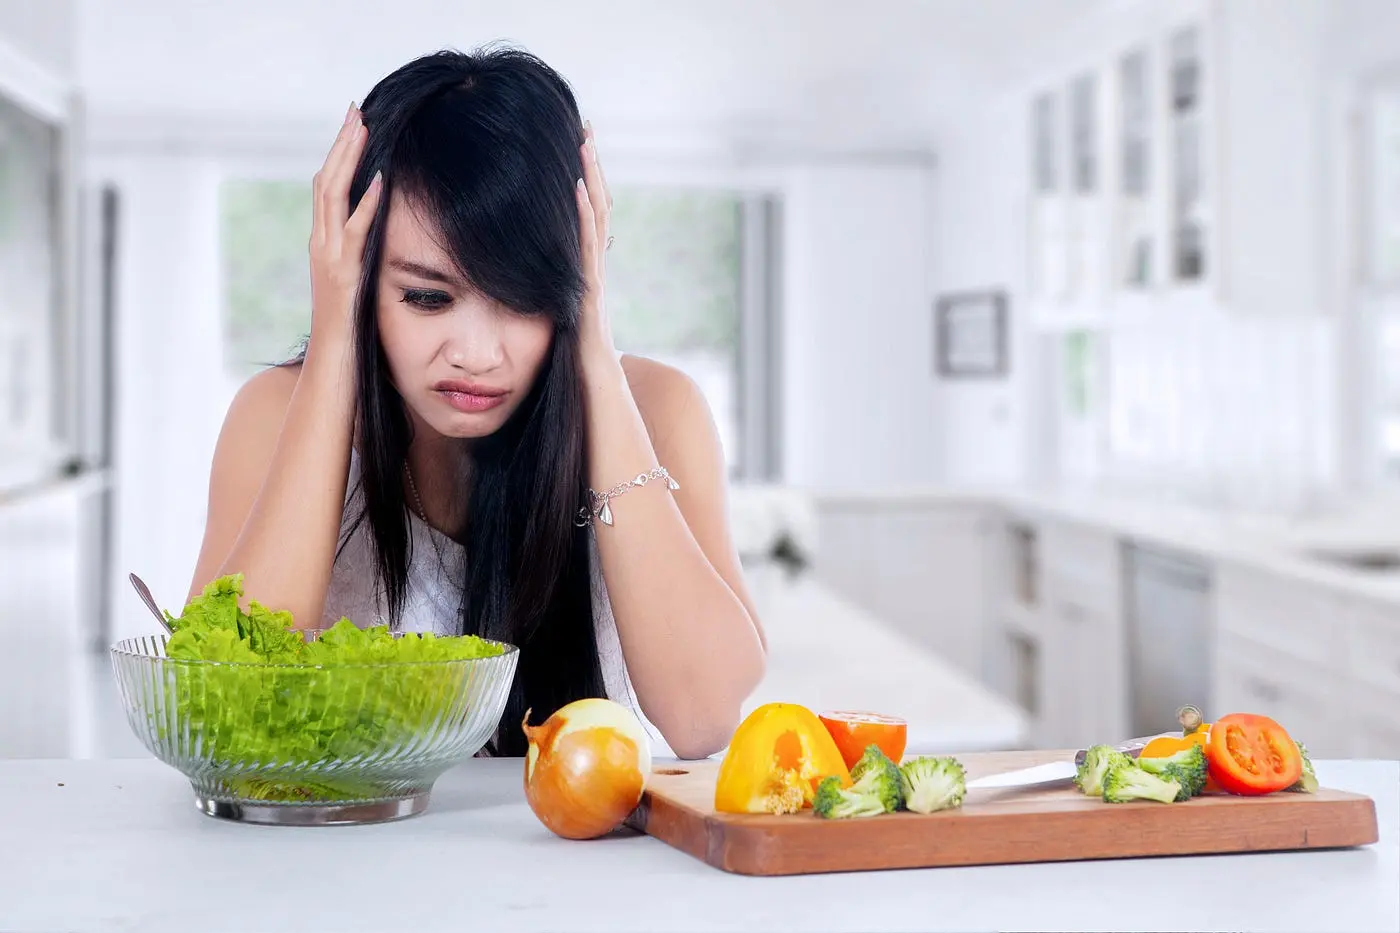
[186,104,382,626]
[187,353,355,626]
[583,355,768,759]
[574,125,767,759]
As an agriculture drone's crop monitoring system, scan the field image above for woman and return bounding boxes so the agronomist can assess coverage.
[187,47,767,760]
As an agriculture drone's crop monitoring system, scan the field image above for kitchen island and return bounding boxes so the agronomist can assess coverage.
[1,756,1393,933]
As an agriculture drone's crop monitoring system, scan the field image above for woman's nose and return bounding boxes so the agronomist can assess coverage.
[445,321,504,372]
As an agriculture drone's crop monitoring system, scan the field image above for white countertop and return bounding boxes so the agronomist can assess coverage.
[823,481,1400,611]
[1,756,1394,933]
[741,573,1027,753]
[996,486,1400,606]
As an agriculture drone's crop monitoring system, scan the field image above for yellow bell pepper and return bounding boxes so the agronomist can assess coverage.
[714,703,852,814]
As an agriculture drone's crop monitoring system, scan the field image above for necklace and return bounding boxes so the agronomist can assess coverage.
[404,462,429,524]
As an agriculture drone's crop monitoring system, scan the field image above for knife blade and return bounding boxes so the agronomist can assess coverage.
[965,731,1181,791]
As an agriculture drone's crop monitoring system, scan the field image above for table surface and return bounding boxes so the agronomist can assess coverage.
[2,756,1395,933]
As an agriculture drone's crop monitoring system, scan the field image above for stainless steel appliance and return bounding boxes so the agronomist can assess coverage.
[1124,543,1214,737]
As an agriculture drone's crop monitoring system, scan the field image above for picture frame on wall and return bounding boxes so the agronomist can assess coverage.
[934,289,1009,378]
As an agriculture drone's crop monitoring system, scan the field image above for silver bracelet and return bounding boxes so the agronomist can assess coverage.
[576,466,680,527]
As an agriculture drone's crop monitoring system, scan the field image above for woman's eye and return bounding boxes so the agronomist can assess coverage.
[400,288,452,311]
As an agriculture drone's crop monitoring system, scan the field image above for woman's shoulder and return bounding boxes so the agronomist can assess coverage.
[236,357,302,406]
[227,361,302,422]
[618,353,711,447]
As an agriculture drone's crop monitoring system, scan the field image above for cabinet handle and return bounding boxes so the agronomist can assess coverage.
[1245,677,1282,703]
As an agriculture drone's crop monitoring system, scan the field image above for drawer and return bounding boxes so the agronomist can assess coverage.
[1212,632,1354,759]
[1351,684,1400,760]
[1347,599,1400,697]
[1214,565,1348,672]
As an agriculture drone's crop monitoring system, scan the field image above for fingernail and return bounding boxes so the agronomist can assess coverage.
[577,177,586,192]
[585,118,592,135]
[344,102,356,125]
[371,170,382,188]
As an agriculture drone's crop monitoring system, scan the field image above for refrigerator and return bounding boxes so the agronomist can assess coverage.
[0,76,116,757]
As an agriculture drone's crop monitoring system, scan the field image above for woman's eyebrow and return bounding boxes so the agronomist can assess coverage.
[387,257,463,286]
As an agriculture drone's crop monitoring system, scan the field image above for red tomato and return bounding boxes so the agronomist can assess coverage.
[1205,713,1303,795]
[818,711,908,769]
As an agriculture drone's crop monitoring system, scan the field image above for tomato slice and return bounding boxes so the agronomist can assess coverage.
[1205,713,1302,795]
[818,710,908,770]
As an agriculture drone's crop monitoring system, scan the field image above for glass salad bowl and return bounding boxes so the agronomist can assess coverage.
[110,632,519,825]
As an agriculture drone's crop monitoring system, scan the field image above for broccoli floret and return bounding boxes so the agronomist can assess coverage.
[813,746,905,819]
[899,756,966,813]
[1102,762,1182,804]
[1075,744,1134,796]
[1286,741,1319,793]
[1138,744,1207,800]
[851,745,906,808]
[812,775,887,819]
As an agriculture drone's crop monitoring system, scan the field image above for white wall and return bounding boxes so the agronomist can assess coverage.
[780,159,942,489]
[930,96,1029,485]
[0,0,74,76]
[89,153,241,640]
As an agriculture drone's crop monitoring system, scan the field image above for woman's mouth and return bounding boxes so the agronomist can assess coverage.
[434,380,508,413]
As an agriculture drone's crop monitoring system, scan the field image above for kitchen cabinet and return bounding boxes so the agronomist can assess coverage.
[1024,0,1334,322]
[811,496,994,684]
[1214,563,1400,760]
[0,476,108,757]
[1212,631,1356,760]
[1347,597,1400,698]
[991,513,1126,749]
[1026,2,1219,323]
[1035,520,1127,748]
[1214,563,1349,673]
[1352,683,1400,760]
[832,492,1400,760]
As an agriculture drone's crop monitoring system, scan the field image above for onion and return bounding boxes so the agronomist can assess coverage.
[522,697,652,839]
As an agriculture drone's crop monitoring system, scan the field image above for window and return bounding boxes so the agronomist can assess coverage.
[605,188,744,470]
[219,179,313,375]
[218,180,779,477]
[0,93,63,467]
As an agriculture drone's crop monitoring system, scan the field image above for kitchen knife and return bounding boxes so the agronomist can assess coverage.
[965,732,1181,790]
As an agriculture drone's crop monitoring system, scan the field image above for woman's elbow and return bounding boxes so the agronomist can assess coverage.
[662,668,766,760]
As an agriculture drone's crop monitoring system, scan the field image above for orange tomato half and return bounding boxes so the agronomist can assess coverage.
[818,711,908,769]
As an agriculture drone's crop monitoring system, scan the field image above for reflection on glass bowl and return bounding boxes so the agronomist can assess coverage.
[110,632,519,825]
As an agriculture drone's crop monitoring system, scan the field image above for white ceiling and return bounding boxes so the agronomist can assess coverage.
[76,0,1106,152]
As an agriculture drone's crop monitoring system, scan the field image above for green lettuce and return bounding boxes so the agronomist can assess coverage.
[155,574,508,801]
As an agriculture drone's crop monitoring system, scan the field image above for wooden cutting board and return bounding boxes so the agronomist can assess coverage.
[625,750,1379,876]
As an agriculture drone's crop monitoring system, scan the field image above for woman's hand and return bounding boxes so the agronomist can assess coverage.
[309,103,383,364]
[574,121,618,370]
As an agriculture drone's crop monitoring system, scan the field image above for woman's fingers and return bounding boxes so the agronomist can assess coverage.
[344,171,384,255]
[311,105,356,248]
[586,121,613,212]
[322,112,368,239]
[580,132,609,250]
[576,175,599,277]
[312,104,361,243]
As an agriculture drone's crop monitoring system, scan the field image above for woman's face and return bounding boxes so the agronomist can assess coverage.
[375,190,554,440]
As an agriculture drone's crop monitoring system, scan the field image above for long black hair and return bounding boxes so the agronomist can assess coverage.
[335,46,607,756]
